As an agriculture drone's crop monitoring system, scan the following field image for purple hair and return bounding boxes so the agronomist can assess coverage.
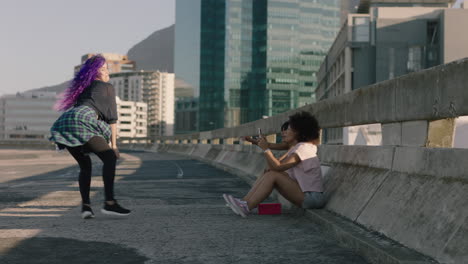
[54,54,106,111]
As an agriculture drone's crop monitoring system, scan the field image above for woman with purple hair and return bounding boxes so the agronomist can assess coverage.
[50,54,130,219]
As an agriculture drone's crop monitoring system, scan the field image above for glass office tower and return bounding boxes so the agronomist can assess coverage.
[199,0,226,131]
[199,0,340,130]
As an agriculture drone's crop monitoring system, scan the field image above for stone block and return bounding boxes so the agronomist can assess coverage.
[401,120,428,147]
[318,145,394,170]
[426,118,455,148]
[382,122,401,146]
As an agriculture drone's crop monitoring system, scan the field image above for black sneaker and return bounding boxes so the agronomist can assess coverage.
[101,201,131,216]
[81,204,95,219]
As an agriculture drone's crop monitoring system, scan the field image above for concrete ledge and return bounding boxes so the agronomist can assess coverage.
[303,209,437,264]
[319,145,395,170]
[392,147,468,180]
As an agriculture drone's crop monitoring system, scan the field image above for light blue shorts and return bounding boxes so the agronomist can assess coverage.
[302,191,326,209]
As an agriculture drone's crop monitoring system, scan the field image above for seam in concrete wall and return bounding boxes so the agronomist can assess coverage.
[441,223,463,261]
[354,146,397,222]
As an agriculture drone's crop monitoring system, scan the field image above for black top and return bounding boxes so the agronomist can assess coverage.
[76,80,118,124]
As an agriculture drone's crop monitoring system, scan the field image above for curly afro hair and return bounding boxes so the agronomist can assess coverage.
[280,121,289,131]
[288,111,320,142]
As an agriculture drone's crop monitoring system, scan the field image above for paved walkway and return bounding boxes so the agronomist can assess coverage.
[0,149,369,264]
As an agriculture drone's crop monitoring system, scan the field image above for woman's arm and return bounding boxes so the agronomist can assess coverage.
[268,142,289,150]
[244,136,289,150]
[258,138,299,171]
[106,83,119,158]
[278,150,291,162]
[110,123,120,159]
[264,151,300,171]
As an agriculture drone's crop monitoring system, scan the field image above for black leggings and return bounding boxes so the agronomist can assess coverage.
[66,136,117,204]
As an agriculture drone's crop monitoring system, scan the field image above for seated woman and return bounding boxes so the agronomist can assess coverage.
[224,111,325,217]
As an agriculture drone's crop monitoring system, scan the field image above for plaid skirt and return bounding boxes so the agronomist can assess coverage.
[49,105,111,149]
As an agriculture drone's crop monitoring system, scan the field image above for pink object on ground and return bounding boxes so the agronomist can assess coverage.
[258,203,282,215]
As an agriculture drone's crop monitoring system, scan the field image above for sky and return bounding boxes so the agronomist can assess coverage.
[0,0,175,96]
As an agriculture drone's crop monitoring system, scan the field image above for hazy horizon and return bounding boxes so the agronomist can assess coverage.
[0,0,175,96]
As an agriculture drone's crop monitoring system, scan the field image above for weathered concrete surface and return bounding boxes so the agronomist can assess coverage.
[319,146,468,264]
[304,209,436,264]
[318,145,394,170]
[356,171,468,264]
[0,149,369,264]
[321,165,390,221]
[356,147,468,264]
[401,121,427,147]
[382,123,402,146]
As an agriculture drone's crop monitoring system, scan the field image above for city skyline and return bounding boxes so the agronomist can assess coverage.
[2,0,464,98]
[0,0,175,96]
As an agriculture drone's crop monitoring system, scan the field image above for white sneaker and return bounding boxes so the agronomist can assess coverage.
[227,195,250,218]
[223,194,239,215]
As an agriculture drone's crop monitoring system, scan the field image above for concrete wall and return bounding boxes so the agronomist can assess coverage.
[152,58,468,264]
[319,145,467,264]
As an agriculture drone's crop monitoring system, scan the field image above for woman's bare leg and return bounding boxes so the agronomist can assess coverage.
[243,173,268,201]
[245,171,304,210]
[274,176,304,207]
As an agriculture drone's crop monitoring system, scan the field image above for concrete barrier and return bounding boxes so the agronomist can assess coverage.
[150,58,468,264]
[319,145,468,264]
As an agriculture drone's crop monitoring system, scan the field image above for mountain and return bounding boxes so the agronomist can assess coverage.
[26,24,176,94]
[127,24,174,72]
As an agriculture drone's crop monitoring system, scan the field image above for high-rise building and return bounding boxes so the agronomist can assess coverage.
[198,0,340,131]
[0,92,60,141]
[340,0,360,25]
[116,97,148,139]
[109,71,175,137]
[174,79,198,134]
[174,0,201,96]
[174,1,201,134]
[74,53,136,74]
[175,97,198,134]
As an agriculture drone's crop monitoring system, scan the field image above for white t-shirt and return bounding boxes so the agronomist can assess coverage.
[285,142,323,192]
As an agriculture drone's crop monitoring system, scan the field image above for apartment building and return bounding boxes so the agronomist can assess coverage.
[116,97,147,139]
[109,71,175,137]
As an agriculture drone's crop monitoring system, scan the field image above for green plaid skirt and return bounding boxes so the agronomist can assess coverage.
[49,105,111,149]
